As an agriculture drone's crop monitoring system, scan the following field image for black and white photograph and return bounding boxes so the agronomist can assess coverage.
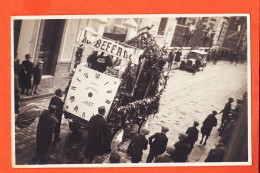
[11,14,250,167]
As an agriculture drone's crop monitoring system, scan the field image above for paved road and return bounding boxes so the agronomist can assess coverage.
[14,61,248,165]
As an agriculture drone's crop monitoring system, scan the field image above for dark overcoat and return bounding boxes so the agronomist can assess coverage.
[85,114,108,161]
[36,110,58,155]
[149,132,168,156]
[127,134,148,163]
[201,114,217,136]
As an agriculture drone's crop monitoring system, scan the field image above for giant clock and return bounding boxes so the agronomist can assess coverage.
[64,64,121,121]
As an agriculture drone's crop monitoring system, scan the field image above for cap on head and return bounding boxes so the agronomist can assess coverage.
[140,128,150,135]
[161,126,169,133]
[166,146,175,155]
[98,106,106,114]
[212,110,218,115]
[55,88,62,96]
[25,54,31,59]
[193,121,199,127]
[228,97,234,102]
[109,152,120,163]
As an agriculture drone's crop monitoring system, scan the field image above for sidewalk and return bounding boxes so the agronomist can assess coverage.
[20,75,70,102]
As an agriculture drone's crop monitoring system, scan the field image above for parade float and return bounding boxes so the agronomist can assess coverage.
[63,29,169,150]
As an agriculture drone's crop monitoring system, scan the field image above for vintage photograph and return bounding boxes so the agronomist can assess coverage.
[12,14,250,167]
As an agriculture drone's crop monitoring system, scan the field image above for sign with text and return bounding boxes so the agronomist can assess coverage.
[64,64,121,121]
[77,29,143,64]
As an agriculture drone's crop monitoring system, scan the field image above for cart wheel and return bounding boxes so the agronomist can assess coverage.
[69,122,80,133]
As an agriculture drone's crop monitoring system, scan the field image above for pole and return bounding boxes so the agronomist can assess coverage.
[130,58,146,97]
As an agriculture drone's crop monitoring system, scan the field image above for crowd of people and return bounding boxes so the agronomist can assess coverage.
[207,49,246,65]
[120,95,247,163]
[14,54,44,114]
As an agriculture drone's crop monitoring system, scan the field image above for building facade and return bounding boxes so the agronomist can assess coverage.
[13,16,246,77]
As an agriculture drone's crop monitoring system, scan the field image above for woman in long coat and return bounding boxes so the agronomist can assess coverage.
[200,111,217,145]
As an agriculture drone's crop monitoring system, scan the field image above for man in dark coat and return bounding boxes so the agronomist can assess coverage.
[218,98,234,133]
[167,49,175,69]
[174,49,182,63]
[20,54,33,95]
[84,106,108,163]
[146,126,169,163]
[185,121,199,154]
[171,133,189,162]
[200,110,218,145]
[31,61,44,95]
[127,128,149,163]
[87,51,113,73]
[49,89,64,142]
[31,105,58,164]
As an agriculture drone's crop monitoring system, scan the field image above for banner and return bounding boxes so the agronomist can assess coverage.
[78,29,143,64]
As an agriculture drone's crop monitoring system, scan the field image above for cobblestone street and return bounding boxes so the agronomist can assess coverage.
[14,61,248,165]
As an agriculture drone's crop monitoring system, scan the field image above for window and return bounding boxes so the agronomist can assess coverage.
[177,17,187,25]
[210,18,217,22]
[103,25,127,42]
[157,18,168,35]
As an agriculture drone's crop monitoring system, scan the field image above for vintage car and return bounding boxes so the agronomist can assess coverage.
[179,50,208,73]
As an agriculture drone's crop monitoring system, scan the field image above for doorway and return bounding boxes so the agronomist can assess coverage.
[37,19,65,75]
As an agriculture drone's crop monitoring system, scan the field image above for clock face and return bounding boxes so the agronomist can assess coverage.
[64,64,121,121]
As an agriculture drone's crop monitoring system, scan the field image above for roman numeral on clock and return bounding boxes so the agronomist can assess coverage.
[105,99,111,104]
[95,73,100,79]
[71,86,76,90]
[84,73,88,78]
[82,112,85,118]
[107,90,112,93]
[69,96,75,102]
[76,78,81,82]
[73,106,79,112]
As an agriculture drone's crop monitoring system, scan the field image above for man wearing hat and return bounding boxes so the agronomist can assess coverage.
[31,105,58,164]
[218,97,234,133]
[49,89,64,143]
[127,128,149,163]
[185,121,199,154]
[31,61,44,95]
[84,106,109,163]
[200,111,218,145]
[146,126,169,163]
[171,133,189,162]
[20,54,33,95]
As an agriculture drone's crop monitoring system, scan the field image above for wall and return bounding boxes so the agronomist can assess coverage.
[16,20,40,63]
[55,19,80,76]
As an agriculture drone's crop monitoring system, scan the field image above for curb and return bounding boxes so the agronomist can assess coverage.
[21,93,55,102]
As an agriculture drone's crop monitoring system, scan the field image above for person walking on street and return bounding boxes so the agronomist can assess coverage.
[174,48,182,64]
[146,126,169,163]
[31,61,44,95]
[49,89,64,143]
[167,49,175,69]
[185,121,199,154]
[31,105,58,164]
[127,128,149,163]
[84,106,109,163]
[218,98,234,134]
[200,110,218,145]
[171,133,190,162]
[20,54,33,96]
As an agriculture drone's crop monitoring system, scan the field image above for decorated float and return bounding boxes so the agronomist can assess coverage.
[63,29,169,150]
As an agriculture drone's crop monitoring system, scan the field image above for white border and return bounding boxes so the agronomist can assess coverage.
[11,13,252,168]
